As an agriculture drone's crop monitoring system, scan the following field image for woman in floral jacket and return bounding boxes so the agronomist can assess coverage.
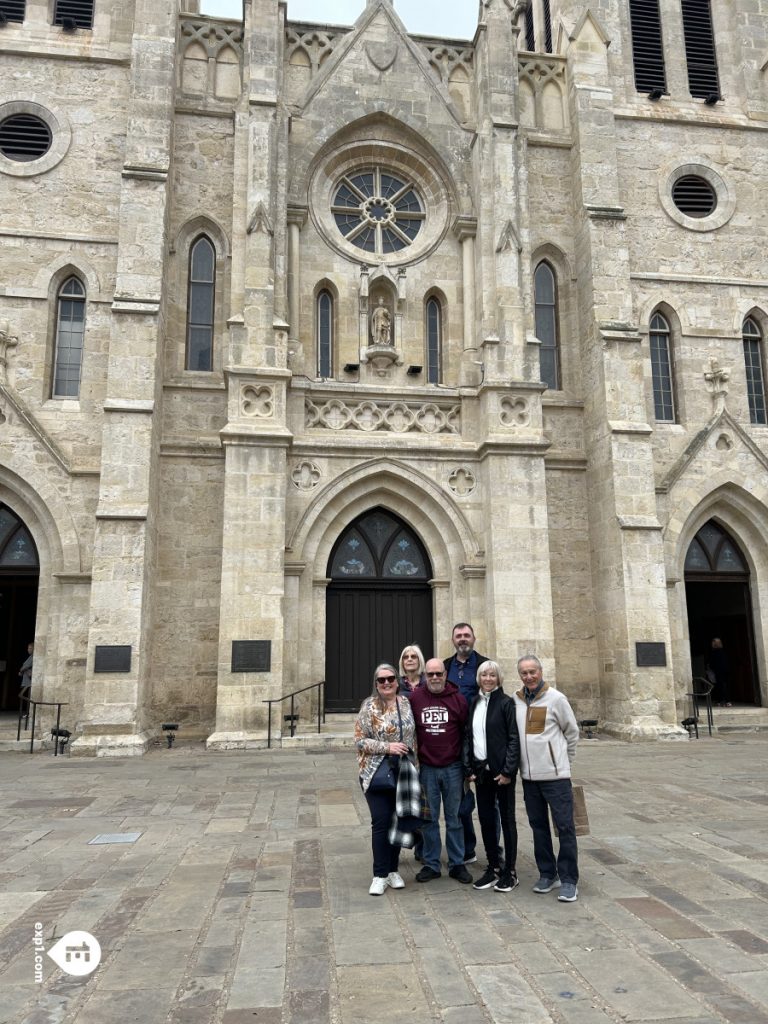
[355,663,416,896]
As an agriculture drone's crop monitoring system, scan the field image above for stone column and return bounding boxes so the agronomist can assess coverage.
[565,14,685,740]
[208,0,294,748]
[287,205,308,350]
[73,0,176,756]
[453,216,478,384]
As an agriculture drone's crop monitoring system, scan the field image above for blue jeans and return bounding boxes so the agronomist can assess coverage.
[522,778,579,885]
[420,761,464,871]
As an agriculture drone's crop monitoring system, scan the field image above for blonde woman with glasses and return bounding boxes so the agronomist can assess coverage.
[354,663,416,895]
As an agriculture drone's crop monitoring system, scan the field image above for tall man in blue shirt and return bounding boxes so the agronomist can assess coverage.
[443,622,489,863]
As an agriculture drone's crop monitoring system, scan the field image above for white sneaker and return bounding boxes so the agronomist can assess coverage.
[387,871,405,889]
[369,876,388,896]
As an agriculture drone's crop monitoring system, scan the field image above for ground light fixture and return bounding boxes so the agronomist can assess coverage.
[162,723,179,747]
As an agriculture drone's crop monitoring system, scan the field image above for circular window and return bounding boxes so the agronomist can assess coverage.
[671,175,717,218]
[659,161,734,232]
[332,168,424,255]
[310,138,453,267]
[0,114,52,162]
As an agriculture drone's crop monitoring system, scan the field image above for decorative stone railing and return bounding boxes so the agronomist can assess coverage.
[304,396,461,435]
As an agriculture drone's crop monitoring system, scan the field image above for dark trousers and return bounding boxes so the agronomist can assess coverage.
[522,778,578,885]
[364,786,401,878]
[476,775,517,873]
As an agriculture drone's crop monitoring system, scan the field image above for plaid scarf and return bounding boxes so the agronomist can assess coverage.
[387,755,426,848]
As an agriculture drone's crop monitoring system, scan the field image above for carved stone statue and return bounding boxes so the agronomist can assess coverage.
[0,325,19,385]
[370,297,392,346]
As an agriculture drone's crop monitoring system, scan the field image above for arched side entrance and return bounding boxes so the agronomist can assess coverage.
[325,507,433,711]
[685,519,760,705]
[0,504,40,712]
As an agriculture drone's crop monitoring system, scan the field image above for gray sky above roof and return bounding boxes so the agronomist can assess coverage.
[200,1,477,38]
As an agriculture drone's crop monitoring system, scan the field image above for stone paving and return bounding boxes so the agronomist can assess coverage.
[1,734,768,1024]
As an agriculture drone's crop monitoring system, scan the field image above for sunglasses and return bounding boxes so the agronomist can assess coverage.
[425,671,445,678]
[376,675,397,684]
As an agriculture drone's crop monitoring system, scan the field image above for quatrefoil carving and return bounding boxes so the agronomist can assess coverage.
[241,385,274,418]
[291,461,321,490]
[499,396,530,427]
[448,467,476,496]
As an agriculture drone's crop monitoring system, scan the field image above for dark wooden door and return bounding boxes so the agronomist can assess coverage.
[684,519,760,705]
[0,505,40,712]
[325,509,433,712]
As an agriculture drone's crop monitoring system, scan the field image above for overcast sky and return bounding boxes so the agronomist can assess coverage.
[200,1,477,38]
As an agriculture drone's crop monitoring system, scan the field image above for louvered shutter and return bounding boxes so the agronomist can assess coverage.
[53,0,94,28]
[628,0,667,94]
[681,0,720,98]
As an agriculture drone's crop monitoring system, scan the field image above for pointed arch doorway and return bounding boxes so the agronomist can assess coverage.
[325,508,434,712]
[0,504,40,712]
[685,519,760,705]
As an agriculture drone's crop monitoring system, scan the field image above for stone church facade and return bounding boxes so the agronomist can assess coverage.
[0,0,767,753]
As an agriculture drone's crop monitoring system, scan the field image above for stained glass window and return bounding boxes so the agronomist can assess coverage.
[331,167,425,256]
[743,317,767,425]
[650,311,675,421]
[0,504,39,570]
[534,262,560,390]
[186,236,215,371]
[329,510,430,581]
[53,276,85,398]
[684,520,747,576]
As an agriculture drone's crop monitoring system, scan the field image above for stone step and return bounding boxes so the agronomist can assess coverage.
[712,706,768,733]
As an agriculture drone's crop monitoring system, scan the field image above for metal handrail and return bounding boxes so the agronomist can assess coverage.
[262,681,325,749]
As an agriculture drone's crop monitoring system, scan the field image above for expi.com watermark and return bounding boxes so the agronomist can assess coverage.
[33,924,101,982]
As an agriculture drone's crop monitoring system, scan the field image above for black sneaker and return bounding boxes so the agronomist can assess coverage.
[449,865,473,884]
[494,872,520,892]
[473,867,498,890]
[415,865,441,883]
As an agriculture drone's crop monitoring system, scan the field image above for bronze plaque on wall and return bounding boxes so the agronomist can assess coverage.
[231,640,271,673]
[635,642,666,667]
[94,645,132,673]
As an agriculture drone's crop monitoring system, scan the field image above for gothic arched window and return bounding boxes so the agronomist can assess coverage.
[534,261,560,390]
[53,276,86,398]
[186,235,215,371]
[649,311,676,421]
[743,317,767,425]
[317,290,333,378]
[425,296,442,385]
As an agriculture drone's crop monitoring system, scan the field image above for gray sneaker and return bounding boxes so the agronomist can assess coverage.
[558,882,578,902]
[532,876,561,893]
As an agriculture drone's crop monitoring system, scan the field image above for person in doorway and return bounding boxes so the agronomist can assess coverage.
[708,637,732,707]
[513,654,580,903]
[464,660,520,893]
[354,663,416,896]
[443,622,492,865]
[410,659,472,884]
[18,641,33,696]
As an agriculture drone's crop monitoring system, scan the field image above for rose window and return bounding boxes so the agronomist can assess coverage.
[332,167,424,254]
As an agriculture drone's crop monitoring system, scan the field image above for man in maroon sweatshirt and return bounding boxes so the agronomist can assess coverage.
[410,658,472,883]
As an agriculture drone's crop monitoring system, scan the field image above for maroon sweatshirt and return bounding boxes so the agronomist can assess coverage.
[410,681,469,767]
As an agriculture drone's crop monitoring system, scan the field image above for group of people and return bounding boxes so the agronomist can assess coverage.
[354,622,581,902]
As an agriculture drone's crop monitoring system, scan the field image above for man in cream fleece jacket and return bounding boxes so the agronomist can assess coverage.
[513,655,580,902]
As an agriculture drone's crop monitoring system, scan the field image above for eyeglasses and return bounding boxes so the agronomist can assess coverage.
[376,675,397,684]
[425,671,445,678]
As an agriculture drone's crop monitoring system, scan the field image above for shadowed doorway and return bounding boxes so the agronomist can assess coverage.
[325,508,433,712]
[0,504,39,712]
[685,519,760,706]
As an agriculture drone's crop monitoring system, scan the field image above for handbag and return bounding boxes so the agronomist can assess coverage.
[550,782,591,837]
[368,756,398,791]
[367,699,404,792]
